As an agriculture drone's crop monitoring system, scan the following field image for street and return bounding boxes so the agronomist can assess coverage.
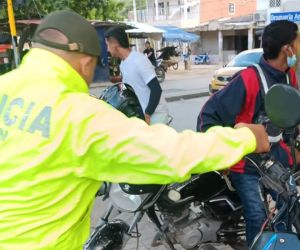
[89,64,216,133]
[89,64,234,250]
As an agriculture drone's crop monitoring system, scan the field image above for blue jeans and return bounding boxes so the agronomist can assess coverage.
[229,172,273,246]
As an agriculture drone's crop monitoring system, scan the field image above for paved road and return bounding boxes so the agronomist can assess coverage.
[89,64,218,100]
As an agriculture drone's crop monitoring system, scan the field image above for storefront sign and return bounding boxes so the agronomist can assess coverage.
[271,11,300,23]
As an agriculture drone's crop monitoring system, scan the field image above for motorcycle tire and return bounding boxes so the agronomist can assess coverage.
[172,63,179,70]
[155,67,165,83]
[84,220,129,250]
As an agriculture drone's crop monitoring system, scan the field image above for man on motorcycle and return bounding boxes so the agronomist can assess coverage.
[0,10,270,250]
[198,20,300,247]
[104,27,168,125]
[143,41,157,67]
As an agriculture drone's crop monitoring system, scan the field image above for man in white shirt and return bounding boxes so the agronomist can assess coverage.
[105,27,169,124]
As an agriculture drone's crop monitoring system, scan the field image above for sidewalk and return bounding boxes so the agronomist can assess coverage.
[90,63,219,102]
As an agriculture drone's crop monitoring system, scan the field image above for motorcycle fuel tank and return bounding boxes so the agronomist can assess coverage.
[170,172,227,202]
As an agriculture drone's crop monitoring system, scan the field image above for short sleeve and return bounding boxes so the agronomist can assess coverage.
[135,54,157,85]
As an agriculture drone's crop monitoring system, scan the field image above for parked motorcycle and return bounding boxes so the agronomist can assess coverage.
[85,84,300,250]
[194,53,210,65]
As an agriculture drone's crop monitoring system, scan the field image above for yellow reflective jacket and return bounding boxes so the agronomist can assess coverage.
[0,48,256,250]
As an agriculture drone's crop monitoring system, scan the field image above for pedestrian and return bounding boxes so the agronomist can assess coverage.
[0,10,269,250]
[197,20,300,247]
[143,40,157,67]
[105,27,168,125]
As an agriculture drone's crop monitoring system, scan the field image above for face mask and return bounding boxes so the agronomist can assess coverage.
[287,47,297,67]
[287,53,297,67]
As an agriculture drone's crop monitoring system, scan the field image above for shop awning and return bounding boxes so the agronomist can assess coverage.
[155,25,199,43]
[125,21,165,40]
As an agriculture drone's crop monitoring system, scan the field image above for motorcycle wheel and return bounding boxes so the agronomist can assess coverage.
[172,63,179,70]
[155,67,165,83]
[205,59,211,65]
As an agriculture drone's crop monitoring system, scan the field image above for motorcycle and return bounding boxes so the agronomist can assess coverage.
[249,84,300,249]
[85,84,300,250]
[157,46,180,71]
[155,59,166,83]
[85,173,245,250]
[194,53,210,65]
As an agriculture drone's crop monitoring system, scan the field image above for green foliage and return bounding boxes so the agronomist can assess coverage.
[119,0,146,20]
[0,0,127,21]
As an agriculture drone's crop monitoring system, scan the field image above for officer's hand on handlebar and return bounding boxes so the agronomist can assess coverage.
[235,123,270,153]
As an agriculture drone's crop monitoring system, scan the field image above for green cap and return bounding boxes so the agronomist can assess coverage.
[33,10,101,57]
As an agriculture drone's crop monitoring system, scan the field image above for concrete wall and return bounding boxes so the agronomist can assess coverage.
[195,31,219,64]
[282,0,300,11]
[200,0,256,22]
[256,0,269,11]
[199,31,219,54]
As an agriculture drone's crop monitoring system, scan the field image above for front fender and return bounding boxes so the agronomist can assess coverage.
[84,220,130,250]
[250,232,300,250]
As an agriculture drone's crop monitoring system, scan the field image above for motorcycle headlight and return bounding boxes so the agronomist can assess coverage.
[109,184,149,212]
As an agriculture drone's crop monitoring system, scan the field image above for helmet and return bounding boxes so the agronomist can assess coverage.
[99,83,145,120]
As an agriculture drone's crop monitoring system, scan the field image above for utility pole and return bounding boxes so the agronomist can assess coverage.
[132,0,139,51]
[155,0,159,21]
[184,0,188,20]
[7,0,19,67]
[133,0,137,22]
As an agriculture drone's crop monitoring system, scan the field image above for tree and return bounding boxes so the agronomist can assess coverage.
[0,0,126,21]
[119,0,146,21]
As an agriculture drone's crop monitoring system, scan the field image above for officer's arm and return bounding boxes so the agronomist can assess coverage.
[68,95,256,184]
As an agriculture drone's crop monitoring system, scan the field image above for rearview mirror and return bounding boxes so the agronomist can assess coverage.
[265,84,300,129]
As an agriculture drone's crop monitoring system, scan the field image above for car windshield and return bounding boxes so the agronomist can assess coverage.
[227,51,262,67]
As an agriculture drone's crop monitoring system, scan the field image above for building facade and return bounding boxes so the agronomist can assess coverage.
[195,0,300,64]
[132,0,200,28]
[129,0,300,65]
[200,0,256,23]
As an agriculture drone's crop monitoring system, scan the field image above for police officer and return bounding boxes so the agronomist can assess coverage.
[0,10,269,250]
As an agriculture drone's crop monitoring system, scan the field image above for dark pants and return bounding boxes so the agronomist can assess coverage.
[229,172,286,247]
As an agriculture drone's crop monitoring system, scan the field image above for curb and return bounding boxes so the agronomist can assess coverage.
[166,92,210,102]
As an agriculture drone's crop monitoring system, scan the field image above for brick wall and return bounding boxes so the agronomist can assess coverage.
[200,0,256,22]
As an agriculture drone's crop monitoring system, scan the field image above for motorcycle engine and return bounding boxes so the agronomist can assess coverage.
[162,205,222,249]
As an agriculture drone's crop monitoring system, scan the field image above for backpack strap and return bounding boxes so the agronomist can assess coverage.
[252,64,290,96]
[252,64,269,94]
[251,64,284,143]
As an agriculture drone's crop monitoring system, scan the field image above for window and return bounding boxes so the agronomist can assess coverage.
[158,2,164,16]
[229,3,235,14]
[269,0,281,7]
[227,51,263,67]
